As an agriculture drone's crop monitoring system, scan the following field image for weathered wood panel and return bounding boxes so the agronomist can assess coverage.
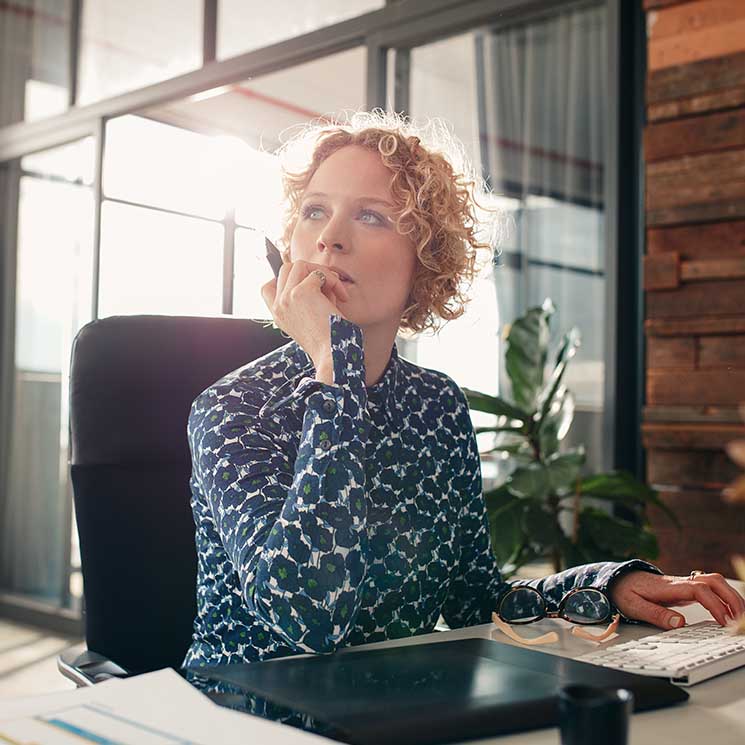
[643,0,745,580]
[649,525,743,575]
[654,490,745,532]
[680,257,745,281]
[646,317,745,336]
[648,18,745,71]
[646,150,745,212]
[645,109,745,161]
[647,369,745,405]
[646,279,745,318]
[648,87,745,122]
[647,1,745,41]
[647,180,745,213]
[647,448,741,488]
[647,50,745,104]
[649,490,745,576]
[646,337,695,367]
[647,220,745,259]
[647,220,745,261]
[644,253,680,289]
[647,198,745,226]
[644,405,743,423]
[644,0,690,10]
[699,336,745,367]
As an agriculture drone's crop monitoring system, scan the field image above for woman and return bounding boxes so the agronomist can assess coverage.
[183,110,744,676]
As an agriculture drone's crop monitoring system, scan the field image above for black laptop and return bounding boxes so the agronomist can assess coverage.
[191,637,688,745]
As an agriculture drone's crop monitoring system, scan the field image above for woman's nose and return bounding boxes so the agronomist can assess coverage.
[316,232,347,253]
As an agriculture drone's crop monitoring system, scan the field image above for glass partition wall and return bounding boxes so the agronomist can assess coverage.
[0,0,632,632]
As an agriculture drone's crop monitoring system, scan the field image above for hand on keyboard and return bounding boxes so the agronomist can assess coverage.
[579,621,745,686]
[608,570,745,631]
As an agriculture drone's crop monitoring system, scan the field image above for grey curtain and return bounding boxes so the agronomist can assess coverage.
[475,3,609,473]
[477,4,606,207]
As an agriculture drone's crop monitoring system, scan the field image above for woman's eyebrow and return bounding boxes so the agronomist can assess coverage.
[303,191,394,209]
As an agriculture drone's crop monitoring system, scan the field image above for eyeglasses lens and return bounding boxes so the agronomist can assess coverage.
[562,589,611,624]
[499,587,546,623]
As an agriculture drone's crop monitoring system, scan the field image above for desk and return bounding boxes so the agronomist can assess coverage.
[343,578,745,745]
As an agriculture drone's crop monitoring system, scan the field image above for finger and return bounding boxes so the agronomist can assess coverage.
[281,260,350,305]
[274,257,295,298]
[292,268,331,299]
[260,277,277,311]
[623,594,686,630]
[697,573,745,618]
[305,263,350,303]
[687,582,731,626]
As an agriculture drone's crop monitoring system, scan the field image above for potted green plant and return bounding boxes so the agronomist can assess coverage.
[462,299,678,576]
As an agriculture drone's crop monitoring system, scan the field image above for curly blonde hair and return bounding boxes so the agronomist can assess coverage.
[275,108,504,336]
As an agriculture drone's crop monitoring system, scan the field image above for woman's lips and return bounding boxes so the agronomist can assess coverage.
[329,266,354,283]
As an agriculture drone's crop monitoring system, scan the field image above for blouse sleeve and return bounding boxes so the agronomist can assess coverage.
[190,314,371,654]
[440,384,662,630]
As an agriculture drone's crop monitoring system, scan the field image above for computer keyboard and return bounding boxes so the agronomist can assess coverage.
[578,621,745,686]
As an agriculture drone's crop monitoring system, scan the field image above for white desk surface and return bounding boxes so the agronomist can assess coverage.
[347,578,745,745]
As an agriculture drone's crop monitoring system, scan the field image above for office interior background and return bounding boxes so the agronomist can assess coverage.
[0,0,744,650]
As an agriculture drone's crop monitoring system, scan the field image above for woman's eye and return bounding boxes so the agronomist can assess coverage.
[302,205,323,219]
[301,205,384,225]
[360,210,384,225]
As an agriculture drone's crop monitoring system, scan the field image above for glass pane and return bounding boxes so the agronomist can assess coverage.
[410,3,609,464]
[232,146,284,234]
[233,228,274,321]
[104,115,230,220]
[1,140,94,608]
[21,137,95,185]
[408,32,509,451]
[0,0,72,125]
[141,45,366,238]
[78,0,201,104]
[98,201,223,317]
[145,45,366,154]
[218,0,384,60]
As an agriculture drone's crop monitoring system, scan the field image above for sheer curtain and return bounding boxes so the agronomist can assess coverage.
[477,3,608,471]
[481,5,605,206]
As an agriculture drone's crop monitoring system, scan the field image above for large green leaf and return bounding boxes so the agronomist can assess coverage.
[461,387,530,425]
[536,387,575,458]
[579,471,679,527]
[484,486,524,568]
[536,327,581,430]
[509,543,542,577]
[580,508,659,559]
[504,299,554,413]
[507,463,550,500]
[560,532,609,567]
[558,535,594,569]
[546,447,586,495]
[482,442,534,464]
[522,503,562,547]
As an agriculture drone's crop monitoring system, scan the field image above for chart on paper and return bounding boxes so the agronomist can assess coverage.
[0,702,204,745]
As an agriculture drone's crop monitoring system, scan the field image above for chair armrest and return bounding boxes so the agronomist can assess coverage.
[57,646,131,687]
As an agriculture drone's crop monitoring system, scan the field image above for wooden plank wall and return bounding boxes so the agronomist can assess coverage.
[643,0,745,575]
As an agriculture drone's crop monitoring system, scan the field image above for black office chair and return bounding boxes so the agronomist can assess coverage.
[58,314,285,686]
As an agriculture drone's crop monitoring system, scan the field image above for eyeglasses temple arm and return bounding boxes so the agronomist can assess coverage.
[491,612,559,645]
[570,613,620,643]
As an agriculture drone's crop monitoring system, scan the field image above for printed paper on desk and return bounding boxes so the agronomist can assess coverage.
[0,668,334,744]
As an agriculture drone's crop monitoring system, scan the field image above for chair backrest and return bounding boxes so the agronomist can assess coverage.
[69,314,285,674]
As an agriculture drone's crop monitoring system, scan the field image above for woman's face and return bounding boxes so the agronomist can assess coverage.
[289,144,417,333]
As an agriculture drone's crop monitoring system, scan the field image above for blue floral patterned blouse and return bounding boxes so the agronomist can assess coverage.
[182,314,660,671]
